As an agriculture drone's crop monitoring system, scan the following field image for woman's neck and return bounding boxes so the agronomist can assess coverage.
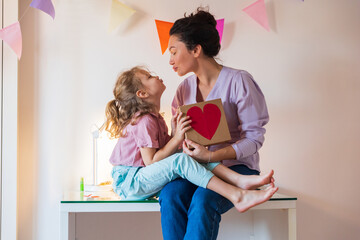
[194,58,223,87]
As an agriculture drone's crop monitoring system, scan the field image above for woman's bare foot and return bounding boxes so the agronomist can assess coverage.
[232,183,278,213]
[236,170,275,190]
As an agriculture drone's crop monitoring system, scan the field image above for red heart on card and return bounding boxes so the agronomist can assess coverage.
[187,104,221,140]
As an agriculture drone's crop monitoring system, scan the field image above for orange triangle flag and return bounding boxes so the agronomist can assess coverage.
[155,20,174,55]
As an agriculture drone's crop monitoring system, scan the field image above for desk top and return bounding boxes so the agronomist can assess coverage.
[61,191,297,204]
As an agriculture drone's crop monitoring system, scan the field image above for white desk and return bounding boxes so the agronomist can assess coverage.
[60,191,297,240]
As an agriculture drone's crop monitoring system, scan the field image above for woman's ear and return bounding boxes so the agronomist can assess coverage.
[193,44,202,58]
[136,89,149,99]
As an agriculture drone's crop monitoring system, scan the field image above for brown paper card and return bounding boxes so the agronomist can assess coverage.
[179,99,231,146]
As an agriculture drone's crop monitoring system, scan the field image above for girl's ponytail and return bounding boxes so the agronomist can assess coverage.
[105,99,121,138]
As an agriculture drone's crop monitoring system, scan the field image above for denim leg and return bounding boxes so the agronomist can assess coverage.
[159,178,197,240]
[183,164,259,240]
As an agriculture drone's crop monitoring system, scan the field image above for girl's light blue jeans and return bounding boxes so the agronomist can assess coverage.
[111,153,219,200]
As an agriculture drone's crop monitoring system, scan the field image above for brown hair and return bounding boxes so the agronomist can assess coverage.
[170,7,220,58]
[105,66,155,138]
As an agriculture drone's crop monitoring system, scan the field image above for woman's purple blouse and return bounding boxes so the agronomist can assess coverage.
[171,66,269,172]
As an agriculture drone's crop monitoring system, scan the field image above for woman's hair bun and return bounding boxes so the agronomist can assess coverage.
[170,7,221,58]
[189,8,217,28]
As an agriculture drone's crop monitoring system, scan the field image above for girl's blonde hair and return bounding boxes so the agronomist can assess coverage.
[105,66,155,138]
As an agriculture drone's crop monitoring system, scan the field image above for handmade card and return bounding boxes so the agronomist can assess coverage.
[179,99,231,146]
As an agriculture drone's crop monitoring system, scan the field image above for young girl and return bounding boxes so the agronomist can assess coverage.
[105,66,278,213]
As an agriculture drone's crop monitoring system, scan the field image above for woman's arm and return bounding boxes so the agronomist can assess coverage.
[140,113,191,166]
[230,71,269,160]
[182,139,236,163]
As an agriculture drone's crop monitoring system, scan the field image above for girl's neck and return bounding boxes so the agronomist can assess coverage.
[153,104,160,114]
[146,98,161,114]
[194,58,223,87]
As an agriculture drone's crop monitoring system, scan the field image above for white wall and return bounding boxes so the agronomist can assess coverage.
[1,0,18,239]
[18,0,360,239]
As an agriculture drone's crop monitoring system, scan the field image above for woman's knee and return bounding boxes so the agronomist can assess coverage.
[159,179,196,206]
[191,188,219,209]
[190,187,233,214]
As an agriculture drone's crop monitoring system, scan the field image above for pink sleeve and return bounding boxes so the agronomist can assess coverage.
[131,115,160,149]
[171,83,184,116]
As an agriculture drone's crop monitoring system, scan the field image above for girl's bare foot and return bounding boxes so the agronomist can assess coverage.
[232,183,278,213]
[237,170,275,190]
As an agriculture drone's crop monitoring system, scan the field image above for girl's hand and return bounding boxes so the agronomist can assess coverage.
[182,139,211,163]
[173,112,192,142]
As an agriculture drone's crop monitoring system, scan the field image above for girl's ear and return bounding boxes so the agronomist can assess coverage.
[136,89,149,99]
[192,44,202,58]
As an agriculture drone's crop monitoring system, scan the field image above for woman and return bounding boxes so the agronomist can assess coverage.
[158,8,271,240]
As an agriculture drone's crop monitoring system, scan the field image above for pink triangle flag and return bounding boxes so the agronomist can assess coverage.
[216,19,224,44]
[0,22,22,59]
[30,0,55,19]
[242,0,270,31]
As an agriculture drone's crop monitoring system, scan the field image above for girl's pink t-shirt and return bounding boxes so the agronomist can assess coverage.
[109,113,171,167]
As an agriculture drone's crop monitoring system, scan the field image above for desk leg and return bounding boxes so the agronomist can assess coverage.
[60,212,75,240]
[288,208,297,240]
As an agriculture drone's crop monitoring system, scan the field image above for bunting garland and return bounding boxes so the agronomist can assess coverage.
[242,0,270,31]
[216,19,224,43]
[108,0,136,33]
[155,20,174,55]
[0,22,22,60]
[30,0,55,19]
[0,0,303,60]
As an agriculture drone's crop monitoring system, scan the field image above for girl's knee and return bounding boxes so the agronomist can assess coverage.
[168,153,193,167]
[177,152,195,164]
[176,152,192,160]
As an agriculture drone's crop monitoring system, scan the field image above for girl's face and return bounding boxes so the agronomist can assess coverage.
[136,70,166,100]
[168,35,197,76]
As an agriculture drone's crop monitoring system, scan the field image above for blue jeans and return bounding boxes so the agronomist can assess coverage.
[112,153,219,200]
[159,164,259,240]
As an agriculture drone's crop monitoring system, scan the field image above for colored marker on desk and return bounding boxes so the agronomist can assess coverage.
[80,177,84,192]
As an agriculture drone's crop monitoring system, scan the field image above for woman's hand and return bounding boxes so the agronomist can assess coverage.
[182,139,211,163]
[173,112,192,142]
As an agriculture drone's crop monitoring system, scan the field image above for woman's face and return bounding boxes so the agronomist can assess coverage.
[168,35,196,76]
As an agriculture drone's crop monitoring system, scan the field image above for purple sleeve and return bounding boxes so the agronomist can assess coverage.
[231,71,269,159]
[132,115,160,149]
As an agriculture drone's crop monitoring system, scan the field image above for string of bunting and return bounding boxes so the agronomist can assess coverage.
[0,0,303,60]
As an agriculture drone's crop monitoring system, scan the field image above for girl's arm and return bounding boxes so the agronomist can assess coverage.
[140,112,191,166]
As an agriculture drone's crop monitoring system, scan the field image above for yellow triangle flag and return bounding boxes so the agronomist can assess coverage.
[109,0,136,32]
[155,20,174,54]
